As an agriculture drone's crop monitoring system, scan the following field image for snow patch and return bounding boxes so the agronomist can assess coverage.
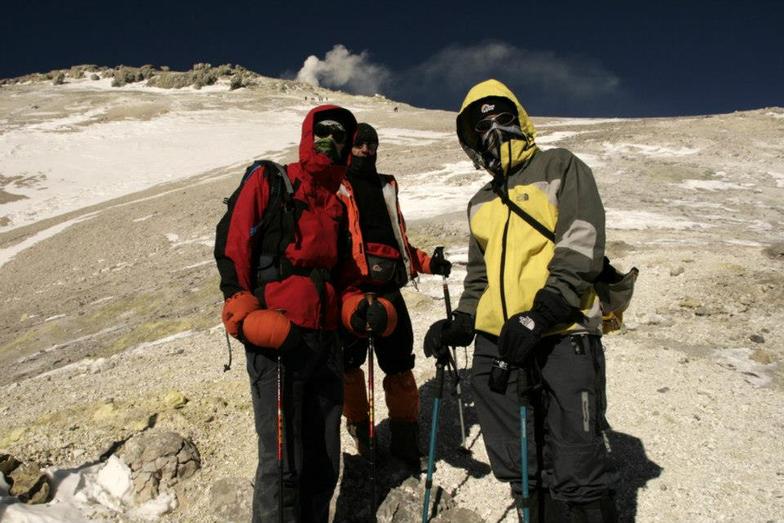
[606,209,712,231]
[377,128,452,146]
[168,235,213,248]
[0,456,172,522]
[677,179,747,191]
[536,118,632,127]
[768,171,784,188]
[0,107,307,232]
[536,131,582,148]
[397,161,486,221]
[176,260,214,271]
[128,331,195,355]
[0,212,99,269]
[602,142,700,158]
[714,347,777,388]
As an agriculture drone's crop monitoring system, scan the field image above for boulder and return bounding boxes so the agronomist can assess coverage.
[120,430,200,502]
[433,506,485,523]
[377,477,453,522]
[7,461,52,504]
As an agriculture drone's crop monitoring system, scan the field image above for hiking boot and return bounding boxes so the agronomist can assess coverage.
[389,420,428,473]
[347,420,371,459]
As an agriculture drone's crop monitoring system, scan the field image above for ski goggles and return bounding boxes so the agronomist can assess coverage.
[475,112,517,133]
[314,120,347,144]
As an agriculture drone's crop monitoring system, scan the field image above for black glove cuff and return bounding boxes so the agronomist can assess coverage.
[531,289,579,330]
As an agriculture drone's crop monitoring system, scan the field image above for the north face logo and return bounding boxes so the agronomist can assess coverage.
[480,103,495,113]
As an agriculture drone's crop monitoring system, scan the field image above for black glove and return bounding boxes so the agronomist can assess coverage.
[350,298,388,334]
[497,311,544,365]
[429,247,452,277]
[498,289,579,365]
[424,311,474,359]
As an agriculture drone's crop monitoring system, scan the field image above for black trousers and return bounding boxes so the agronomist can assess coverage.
[245,330,343,522]
[472,332,616,505]
[341,289,415,375]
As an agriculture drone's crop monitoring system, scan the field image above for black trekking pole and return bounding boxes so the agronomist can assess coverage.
[422,355,446,523]
[434,246,467,450]
[365,292,378,521]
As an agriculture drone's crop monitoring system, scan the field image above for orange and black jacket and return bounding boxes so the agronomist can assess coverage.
[336,173,432,291]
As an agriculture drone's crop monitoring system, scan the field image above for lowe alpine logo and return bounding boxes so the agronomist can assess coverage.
[480,103,495,113]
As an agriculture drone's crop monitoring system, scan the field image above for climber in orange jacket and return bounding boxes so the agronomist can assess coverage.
[337,123,452,471]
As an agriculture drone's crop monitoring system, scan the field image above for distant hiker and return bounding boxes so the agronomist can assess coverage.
[215,105,357,522]
[337,123,452,471]
[424,79,619,522]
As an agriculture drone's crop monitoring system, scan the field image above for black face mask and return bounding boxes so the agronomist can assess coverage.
[479,123,526,177]
[349,153,377,174]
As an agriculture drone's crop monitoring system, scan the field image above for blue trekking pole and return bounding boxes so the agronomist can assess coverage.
[422,357,446,523]
[519,369,530,523]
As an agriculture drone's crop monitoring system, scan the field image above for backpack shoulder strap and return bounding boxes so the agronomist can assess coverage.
[492,183,556,243]
[253,160,297,226]
[258,160,294,196]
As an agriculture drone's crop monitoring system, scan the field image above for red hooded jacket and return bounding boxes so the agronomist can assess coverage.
[215,105,357,330]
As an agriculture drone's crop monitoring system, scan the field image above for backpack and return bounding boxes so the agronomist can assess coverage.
[492,183,638,334]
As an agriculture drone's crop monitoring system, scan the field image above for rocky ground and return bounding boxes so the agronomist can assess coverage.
[1,77,783,522]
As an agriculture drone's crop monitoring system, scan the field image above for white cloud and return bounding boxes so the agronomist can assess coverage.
[295,44,391,96]
[293,42,628,114]
[401,41,621,107]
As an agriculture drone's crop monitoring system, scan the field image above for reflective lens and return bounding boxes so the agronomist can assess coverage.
[314,120,347,143]
[475,112,516,133]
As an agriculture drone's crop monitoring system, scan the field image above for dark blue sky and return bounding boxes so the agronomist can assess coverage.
[2,0,782,117]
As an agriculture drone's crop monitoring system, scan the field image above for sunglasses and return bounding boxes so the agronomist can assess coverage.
[314,120,347,144]
[475,112,517,133]
[353,141,378,152]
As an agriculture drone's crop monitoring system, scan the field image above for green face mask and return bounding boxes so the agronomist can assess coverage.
[314,137,341,162]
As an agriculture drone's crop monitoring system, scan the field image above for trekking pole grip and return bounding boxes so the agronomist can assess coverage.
[364,292,377,333]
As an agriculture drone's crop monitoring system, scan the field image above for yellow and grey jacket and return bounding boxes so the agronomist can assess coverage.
[454,79,606,337]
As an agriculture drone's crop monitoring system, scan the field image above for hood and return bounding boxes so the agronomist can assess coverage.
[299,105,358,189]
[456,79,537,177]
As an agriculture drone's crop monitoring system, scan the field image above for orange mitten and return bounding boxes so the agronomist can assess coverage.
[242,309,294,349]
[342,294,398,337]
[376,297,397,337]
[221,291,260,338]
[341,294,365,333]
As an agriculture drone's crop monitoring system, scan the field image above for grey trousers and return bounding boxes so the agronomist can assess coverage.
[472,332,616,504]
[245,330,343,522]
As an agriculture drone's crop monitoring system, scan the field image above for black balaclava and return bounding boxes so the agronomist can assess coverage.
[349,123,380,175]
[347,123,397,249]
